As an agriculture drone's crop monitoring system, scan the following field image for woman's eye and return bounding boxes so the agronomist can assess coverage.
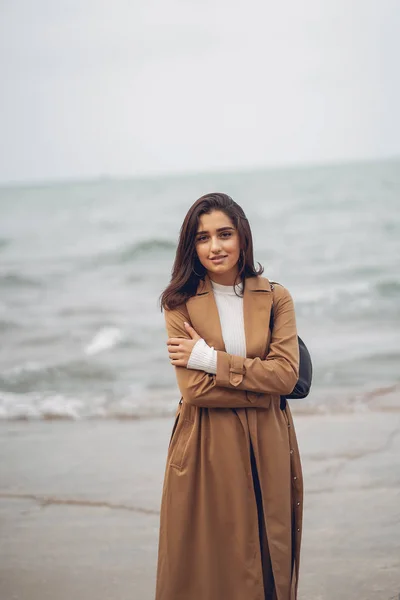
[196,232,232,242]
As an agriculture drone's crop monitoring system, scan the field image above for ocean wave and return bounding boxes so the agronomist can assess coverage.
[294,278,400,320]
[2,361,45,378]
[0,391,87,420]
[376,280,400,297]
[0,238,10,251]
[0,384,399,421]
[0,390,177,421]
[0,272,43,288]
[87,238,176,267]
[0,319,21,332]
[0,358,116,392]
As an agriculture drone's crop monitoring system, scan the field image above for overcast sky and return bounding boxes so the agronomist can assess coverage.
[0,0,399,184]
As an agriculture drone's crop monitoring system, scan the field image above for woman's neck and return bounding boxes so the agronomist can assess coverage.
[207,268,240,286]
[210,279,243,295]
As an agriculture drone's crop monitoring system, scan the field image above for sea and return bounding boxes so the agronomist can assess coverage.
[0,159,399,420]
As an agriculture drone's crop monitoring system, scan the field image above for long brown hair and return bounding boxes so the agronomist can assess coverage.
[159,192,264,310]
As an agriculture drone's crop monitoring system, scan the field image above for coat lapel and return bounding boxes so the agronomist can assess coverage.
[186,273,273,359]
[243,275,273,359]
[186,274,226,351]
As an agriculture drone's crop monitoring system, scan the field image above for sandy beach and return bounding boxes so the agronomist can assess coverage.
[1,401,400,600]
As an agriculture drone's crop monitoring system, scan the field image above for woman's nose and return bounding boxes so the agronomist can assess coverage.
[210,236,222,252]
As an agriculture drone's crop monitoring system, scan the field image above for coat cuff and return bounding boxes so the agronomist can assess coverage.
[216,351,245,387]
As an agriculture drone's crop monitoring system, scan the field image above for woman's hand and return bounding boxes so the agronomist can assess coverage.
[167,322,201,367]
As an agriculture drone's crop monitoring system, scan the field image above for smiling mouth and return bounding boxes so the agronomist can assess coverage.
[210,255,227,261]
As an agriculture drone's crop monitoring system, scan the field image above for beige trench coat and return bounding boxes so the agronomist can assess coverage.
[156,274,303,600]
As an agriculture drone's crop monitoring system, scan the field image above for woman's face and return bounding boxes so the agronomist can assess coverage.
[195,210,241,285]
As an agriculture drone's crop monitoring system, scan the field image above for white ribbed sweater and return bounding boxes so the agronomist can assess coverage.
[187,279,247,373]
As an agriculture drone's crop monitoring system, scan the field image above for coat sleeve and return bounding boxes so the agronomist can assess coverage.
[215,285,299,394]
[164,303,273,409]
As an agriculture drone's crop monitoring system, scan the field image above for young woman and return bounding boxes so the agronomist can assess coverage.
[156,193,303,600]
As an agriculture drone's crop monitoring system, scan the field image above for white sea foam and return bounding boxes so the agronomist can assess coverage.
[0,389,178,420]
[0,391,43,419]
[0,391,102,420]
[84,327,123,355]
[39,395,84,419]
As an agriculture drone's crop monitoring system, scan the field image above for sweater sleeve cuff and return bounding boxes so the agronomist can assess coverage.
[187,338,217,374]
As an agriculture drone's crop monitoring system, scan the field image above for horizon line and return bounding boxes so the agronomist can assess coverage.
[0,153,399,191]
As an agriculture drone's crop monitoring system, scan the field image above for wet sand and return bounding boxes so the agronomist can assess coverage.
[1,404,400,600]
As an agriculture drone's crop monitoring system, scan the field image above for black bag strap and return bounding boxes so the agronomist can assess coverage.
[268,281,313,409]
[269,282,276,331]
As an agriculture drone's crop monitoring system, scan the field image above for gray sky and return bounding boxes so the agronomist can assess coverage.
[1,0,399,184]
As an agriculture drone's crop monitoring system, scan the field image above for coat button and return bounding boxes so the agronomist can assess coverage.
[290,449,294,454]
[293,476,297,481]
[297,501,300,506]
[297,528,300,532]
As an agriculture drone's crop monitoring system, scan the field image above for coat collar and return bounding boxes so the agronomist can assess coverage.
[194,273,272,295]
[186,273,273,359]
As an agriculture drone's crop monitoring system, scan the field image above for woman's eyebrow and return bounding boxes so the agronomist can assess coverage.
[196,226,235,235]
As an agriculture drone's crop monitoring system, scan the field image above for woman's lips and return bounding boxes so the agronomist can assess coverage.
[210,256,227,263]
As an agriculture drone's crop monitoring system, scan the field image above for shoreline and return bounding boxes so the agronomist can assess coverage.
[1,381,399,422]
